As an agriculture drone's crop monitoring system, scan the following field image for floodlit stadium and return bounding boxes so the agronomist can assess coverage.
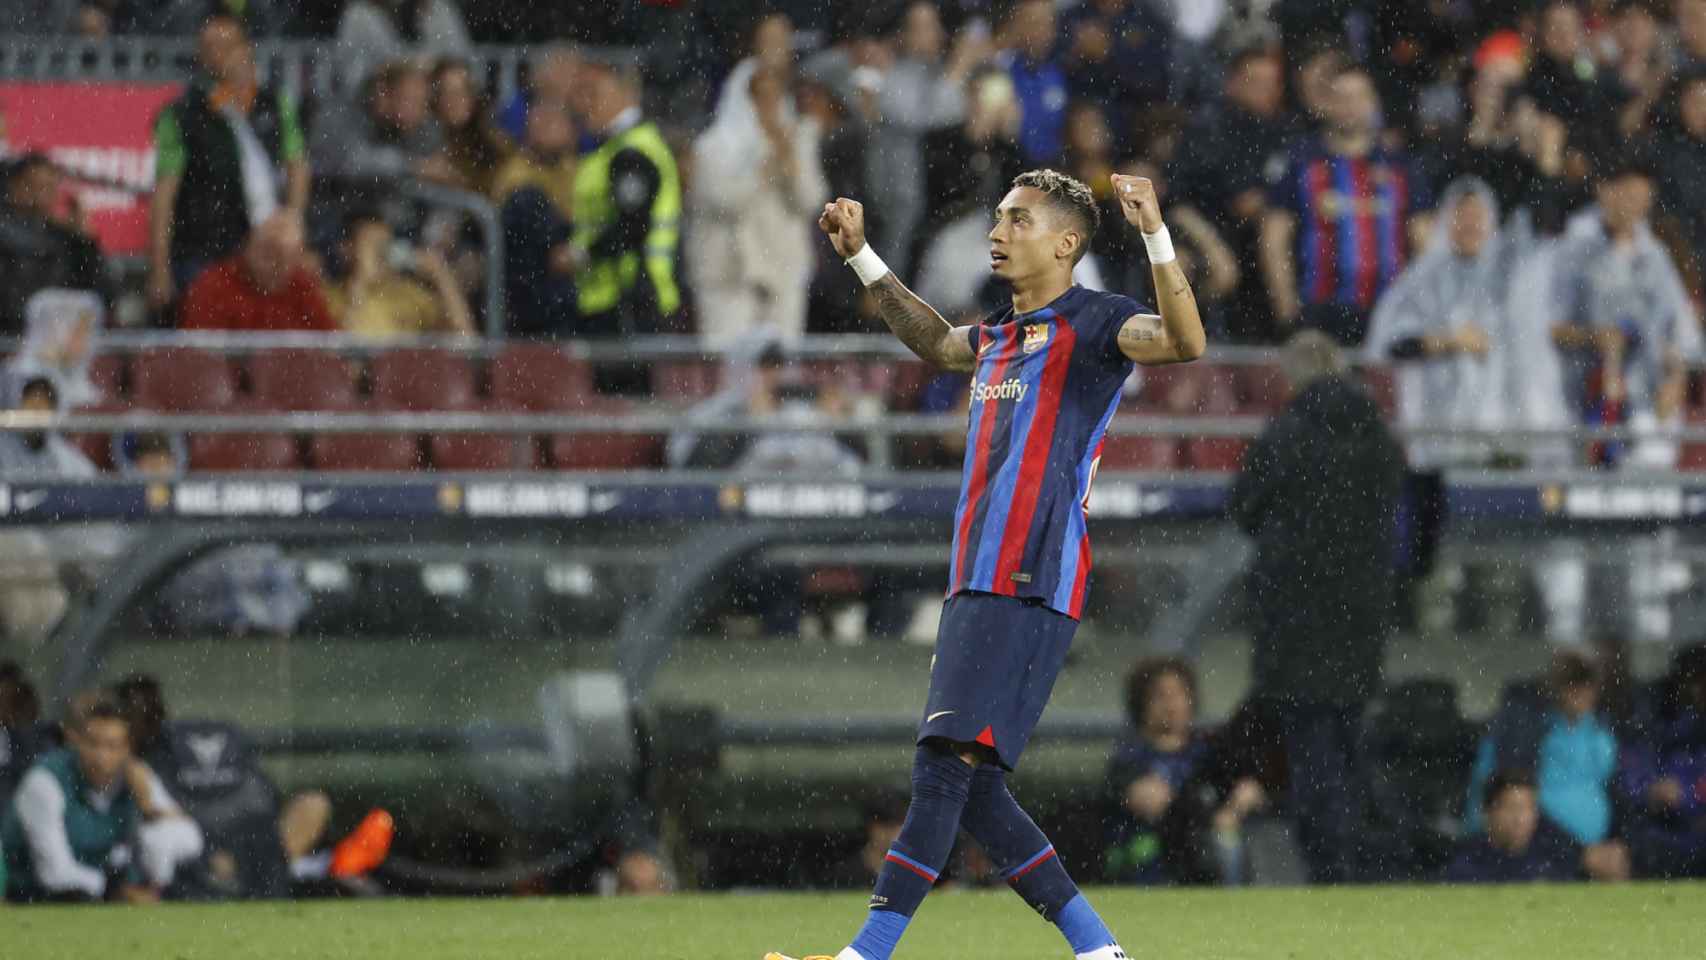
[1,1,1704,957]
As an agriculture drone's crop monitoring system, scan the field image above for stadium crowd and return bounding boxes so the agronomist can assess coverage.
[5,0,1706,903]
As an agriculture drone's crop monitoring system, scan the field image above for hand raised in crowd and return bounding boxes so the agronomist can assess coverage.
[1125,773,1175,823]
[1581,841,1632,882]
[1650,776,1685,811]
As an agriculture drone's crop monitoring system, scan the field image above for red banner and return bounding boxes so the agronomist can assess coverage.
[0,81,183,256]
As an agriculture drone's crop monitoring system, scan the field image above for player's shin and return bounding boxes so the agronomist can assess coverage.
[844,745,975,960]
[961,766,1125,959]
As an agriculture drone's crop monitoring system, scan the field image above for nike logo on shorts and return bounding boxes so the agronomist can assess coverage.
[926,710,957,722]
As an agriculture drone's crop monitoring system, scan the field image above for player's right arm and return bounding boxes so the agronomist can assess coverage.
[819,198,976,373]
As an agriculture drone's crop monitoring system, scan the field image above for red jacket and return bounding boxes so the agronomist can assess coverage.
[178,255,337,332]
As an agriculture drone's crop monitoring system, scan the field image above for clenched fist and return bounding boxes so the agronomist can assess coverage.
[1111,174,1165,234]
[818,197,868,259]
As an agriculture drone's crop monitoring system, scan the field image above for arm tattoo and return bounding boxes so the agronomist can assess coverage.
[871,274,961,368]
[1118,314,1163,349]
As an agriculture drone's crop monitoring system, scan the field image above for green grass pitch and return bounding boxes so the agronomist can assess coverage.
[4,885,1700,959]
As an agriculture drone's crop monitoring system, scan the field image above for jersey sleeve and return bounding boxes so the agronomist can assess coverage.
[964,322,980,357]
[1086,294,1144,369]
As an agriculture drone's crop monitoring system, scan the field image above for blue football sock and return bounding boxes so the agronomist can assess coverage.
[961,766,1115,953]
[850,744,974,960]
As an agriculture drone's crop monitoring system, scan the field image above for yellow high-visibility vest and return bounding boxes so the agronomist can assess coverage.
[572,119,682,321]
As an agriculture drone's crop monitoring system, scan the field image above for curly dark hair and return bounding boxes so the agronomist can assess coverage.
[1123,656,1198,729]
[1010,168,1100,262]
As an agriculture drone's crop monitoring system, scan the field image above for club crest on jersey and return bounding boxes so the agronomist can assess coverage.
[1023,322,1049,353]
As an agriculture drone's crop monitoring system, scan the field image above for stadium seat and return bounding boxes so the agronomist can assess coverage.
[190,431,303,472]
[1133,363,1238,415]
[651,360,721,401]
[489,343,594,412]
[1098,432,1180,470]
[67,397,126,471]
[370,349,478,411]
[87,353,125,400]
[1680,445,1706,471]
[547,397,663,470]
[247,349,360,411]
[428,400,526,471]
[131,347,238,410]
[308,402,423,471]
[1182,437,1249,471]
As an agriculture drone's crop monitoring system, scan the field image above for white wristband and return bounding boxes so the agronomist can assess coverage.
[1141,226,1176,265]
[844,244,891,286]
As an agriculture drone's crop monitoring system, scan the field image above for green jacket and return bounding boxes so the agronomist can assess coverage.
[2,749,139,900]
[572,118,681,334]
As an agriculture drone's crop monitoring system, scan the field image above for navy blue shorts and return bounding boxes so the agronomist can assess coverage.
[917,590,1079,770]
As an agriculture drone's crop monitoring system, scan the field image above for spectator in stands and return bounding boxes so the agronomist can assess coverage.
[495,97,578,338]
[0,368,97,478]
[1617,642,1706,878]
[1518,0,1625,141]
[178,212,338,332]
[1545,150,1699,641]
[0,0,101,35]
[1289,38,1348,130]
[1093,157,1239,322]
[1682,0,1706,73]
[126,0,293,36]
[497,46,578,143]
[112,675,393,899]
[994,0,1068,167]
[668,342,863,475]
[1467,651,1621,852]
[0,154,109,334]
[1168,45,1300,342]
[333,0,471,84]
[1228,331,1404,884]
[689,12,830,346]
[1444,770,1614,883]
[1363,178,1513,471]
[565,53,682,336]
[1059,0,1172,127]
[324,209,474,338]
[148,13,310,316]
[1104,658,1265,886]
[430,58,511,196]
[1603,0,1673,136]
[312,57,451,183]
[1261,63,1433,346]
[0,662,45,803]
[863,1,987,281]
[2,694,203,903]
[1655,70,1706,300]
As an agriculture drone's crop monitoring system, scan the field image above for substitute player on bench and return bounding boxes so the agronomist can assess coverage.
[767,169,1205,960]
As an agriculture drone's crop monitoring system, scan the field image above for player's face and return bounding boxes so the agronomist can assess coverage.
[988,187,1078,282]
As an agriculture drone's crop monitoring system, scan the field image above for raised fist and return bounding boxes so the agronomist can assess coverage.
[818,197,868,259]
[1111,174,1165,234]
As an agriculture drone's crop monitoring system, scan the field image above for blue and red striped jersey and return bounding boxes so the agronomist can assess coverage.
[1268,139,1430,312]
[947,285,1139,620]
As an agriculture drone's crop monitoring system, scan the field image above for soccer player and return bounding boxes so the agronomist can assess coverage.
[767,168,1204,960]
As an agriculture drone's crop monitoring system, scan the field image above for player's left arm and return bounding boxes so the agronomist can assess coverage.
[1110,174,1207,366]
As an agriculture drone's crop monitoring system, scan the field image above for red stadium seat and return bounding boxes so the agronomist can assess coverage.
[67,398,125,471]
[308,402,423,471]
[190,432,303,471]
[87,353,125,400]
[651,360,721,401]
[428,400,526,471]
[1133,363,1238,415]
[131,347,238,410]
[1680,445,1706,471]
[489,343,594,412]
[248,349,360,411]
[890,361,936,410]
[370,349,478,411]
[1182,438,1249,471]
[1098,432,1180,470]
[547,397,663,470]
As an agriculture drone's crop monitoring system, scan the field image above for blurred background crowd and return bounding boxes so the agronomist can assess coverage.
[3,0,1706,907]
